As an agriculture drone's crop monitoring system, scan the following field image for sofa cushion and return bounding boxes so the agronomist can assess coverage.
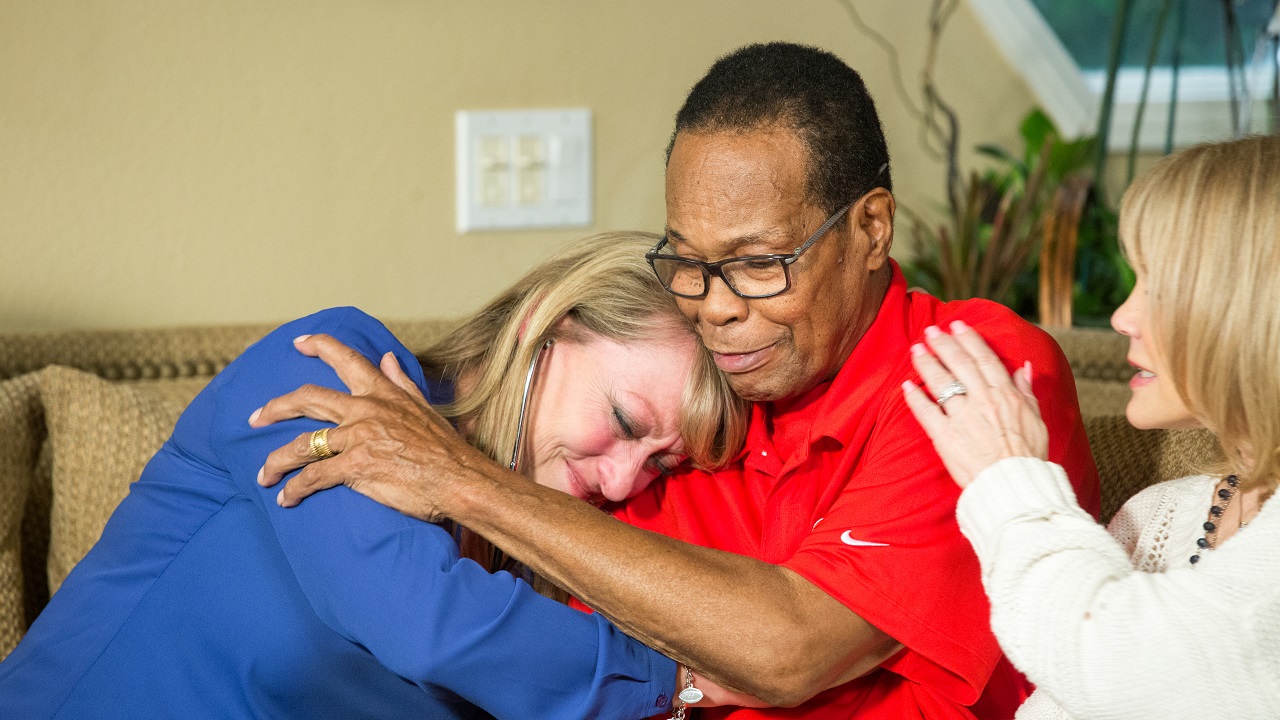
[36,367,205,594]
[0,373,43,658]
[1073,378,1133,419]
[1084,414,1222,523]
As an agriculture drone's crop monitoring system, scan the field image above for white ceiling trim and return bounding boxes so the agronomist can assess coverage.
[964,0,1096,138]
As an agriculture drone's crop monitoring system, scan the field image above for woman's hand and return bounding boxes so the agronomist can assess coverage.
[250,334,497,521]
[901,320,1048,488]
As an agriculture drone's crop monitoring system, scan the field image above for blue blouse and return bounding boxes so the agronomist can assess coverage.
[0,307,675,719]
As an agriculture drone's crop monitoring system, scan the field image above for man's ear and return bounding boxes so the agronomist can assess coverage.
[858,188,895,271]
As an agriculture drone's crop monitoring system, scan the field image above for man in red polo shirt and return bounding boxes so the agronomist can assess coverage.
[261,43,1099,718]
[610,270,1096,718]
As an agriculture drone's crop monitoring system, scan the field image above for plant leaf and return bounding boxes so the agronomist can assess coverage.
[976,143,1019,167]
[1019,109,1058,167]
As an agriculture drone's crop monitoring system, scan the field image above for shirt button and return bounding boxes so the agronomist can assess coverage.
[761,451,768,457]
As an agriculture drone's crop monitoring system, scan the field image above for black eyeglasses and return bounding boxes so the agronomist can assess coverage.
[648,163,889,300]
[646,203,852,300]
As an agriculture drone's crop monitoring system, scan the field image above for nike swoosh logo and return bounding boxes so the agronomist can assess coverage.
[840,530,889,547]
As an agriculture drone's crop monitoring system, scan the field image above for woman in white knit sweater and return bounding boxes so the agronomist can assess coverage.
[901,134,1280,719]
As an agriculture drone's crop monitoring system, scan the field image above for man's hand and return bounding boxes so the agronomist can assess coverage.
[250,334,491,521]
[251,336,900,707]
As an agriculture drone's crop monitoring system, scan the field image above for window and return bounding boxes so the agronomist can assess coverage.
[970,0,1279,149]
[1032,0,1276,70]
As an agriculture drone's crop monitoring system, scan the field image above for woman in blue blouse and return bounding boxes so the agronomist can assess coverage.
[0,233,747,719]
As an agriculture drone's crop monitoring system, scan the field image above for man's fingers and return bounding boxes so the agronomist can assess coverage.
[380,352,428,404]
[294,334,385,397]
[250,384,352,428]
[258,425,346,488]
[256,430,318,489]
[277,458,350,508]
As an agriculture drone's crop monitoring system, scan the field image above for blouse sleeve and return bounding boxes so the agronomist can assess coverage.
[954,457,1277,719]
[193,307,675,720]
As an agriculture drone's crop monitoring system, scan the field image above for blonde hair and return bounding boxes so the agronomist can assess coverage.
[422,231,746,470]
[1119,134,1280,492]
[420,232,748,596]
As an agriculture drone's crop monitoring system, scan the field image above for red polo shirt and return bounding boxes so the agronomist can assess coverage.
[611,265,1100,719]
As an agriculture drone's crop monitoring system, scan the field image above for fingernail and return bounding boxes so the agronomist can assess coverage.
[1025,360,1033,382]
[257,466,266,486]
[924,325,942,339]
[901,380,917,394]
[276,490,287,507]
[950,320,970,333]
[248,407,261,425]
[293,334,311,344]
[910,343,928,357]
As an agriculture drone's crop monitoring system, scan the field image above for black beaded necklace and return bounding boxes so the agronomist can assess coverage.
[1190,474,1239,566]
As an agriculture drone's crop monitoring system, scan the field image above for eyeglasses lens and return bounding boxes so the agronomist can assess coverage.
[650,258,704,297]
[723,258,787,296]
[649,257,787,299]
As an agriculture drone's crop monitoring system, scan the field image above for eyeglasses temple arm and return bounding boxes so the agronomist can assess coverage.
[508,338,554,471]
[791,203,853,257]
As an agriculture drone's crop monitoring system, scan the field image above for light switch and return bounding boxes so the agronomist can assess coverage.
[516,135,546,206]
[455,109,592,233]
[479,135,510,208]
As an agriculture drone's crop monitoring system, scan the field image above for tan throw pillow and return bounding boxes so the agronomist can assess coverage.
[0,374,44,658]
[36,367,205,594]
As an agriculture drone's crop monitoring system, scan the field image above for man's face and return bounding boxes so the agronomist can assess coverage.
[664,126,892,403]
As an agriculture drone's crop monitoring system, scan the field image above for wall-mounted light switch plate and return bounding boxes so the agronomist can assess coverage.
[455,108,592,233]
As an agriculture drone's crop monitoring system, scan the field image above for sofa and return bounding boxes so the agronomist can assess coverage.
[0,320,1219,660]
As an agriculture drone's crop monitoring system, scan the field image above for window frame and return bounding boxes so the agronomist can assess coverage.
[968,0,1276,150]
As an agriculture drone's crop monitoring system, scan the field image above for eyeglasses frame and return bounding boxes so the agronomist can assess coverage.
[645,202,853,300]
[646,162,889,301]
[508,337,555,472]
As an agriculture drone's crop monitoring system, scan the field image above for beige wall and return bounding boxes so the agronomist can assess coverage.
[0,0,1036,331]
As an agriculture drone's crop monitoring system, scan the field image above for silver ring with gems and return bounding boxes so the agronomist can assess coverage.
[935,381,968,405]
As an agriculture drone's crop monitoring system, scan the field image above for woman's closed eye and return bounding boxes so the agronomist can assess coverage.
[612,405,682,475]
[612,405,639,440]
[645,453,673,475]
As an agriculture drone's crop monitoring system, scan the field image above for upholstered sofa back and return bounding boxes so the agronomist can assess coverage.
[0,321,1218,660]
[1043,327,1222,521]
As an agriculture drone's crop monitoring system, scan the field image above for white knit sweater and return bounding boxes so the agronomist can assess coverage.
[956,458,1280,719]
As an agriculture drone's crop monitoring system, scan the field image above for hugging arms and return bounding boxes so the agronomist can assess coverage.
[0,307,678,719]
[0,234,759,719]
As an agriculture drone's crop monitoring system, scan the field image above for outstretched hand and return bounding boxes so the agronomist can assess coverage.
[901,320,1048,488]
[249,334,494,521]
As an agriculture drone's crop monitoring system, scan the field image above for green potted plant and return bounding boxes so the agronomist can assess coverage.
[901,109,1094,323]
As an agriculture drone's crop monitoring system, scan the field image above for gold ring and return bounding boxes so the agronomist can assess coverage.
[308,428,335,461]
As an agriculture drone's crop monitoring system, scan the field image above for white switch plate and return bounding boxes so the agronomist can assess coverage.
[455,108,592,233]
